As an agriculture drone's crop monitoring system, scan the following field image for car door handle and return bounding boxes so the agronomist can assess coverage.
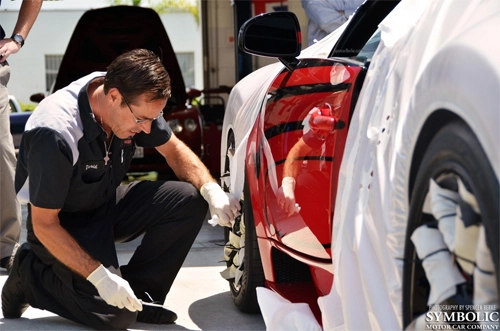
[308,106,345,137]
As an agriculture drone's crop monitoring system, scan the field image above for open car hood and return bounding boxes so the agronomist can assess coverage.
[53,5,187,104]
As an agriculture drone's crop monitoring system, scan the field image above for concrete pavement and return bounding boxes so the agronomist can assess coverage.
[0,204,266,331]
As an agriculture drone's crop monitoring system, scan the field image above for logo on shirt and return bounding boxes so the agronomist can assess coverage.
[82,161,104,172]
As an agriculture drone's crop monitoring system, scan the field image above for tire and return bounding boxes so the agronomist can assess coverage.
[222,130,235,193]
[402,120,499,327]
[223,131,235,243]
[227,179,265,313]
[221,130,265,312]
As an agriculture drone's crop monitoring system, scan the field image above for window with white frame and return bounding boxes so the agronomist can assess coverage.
[45,55,63,93]
[175,52,195,88]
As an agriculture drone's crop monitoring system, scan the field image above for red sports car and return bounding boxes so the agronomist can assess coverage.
[220,0,498,328]
[220,0,398,322]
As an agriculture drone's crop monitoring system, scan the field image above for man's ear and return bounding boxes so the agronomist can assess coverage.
[108,88,120,104]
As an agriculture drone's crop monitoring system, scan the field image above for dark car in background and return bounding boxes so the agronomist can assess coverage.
[26,5,224,179]
[10,112,31,152]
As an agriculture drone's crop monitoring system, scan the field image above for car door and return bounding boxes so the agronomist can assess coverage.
[246,0,398,262]
[258,58,364,259]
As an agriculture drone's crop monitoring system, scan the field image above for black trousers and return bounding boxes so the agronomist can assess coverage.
[19,180,207,330]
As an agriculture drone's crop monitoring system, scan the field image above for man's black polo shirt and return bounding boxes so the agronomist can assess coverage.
[15,72,172,214]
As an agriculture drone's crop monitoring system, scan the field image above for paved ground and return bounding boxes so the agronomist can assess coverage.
[0,205,266,331]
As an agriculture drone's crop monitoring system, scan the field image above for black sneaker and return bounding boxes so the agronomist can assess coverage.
[1,242,30,318]
[0,256,10,271]
[137,305,177,324]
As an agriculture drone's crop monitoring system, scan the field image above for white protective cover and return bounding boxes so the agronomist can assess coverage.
[323,0,500,330]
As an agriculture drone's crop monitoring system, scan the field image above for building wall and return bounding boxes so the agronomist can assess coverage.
[0,8,203,105]
[1,10,81,104]
[161,12,203,90]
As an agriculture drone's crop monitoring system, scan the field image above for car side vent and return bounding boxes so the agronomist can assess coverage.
[272,248,312,283]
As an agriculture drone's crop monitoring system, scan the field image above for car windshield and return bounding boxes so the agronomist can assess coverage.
[356,29,381,63]
[328,28,381,65]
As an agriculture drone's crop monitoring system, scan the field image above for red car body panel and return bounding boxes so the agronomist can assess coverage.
[245,58,364,313]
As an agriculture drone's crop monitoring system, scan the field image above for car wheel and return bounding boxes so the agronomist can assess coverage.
[222,130,235,192]
[221,130,265,312]
[226,179,265,313]
[403,120,499,327]
[222,131,235,243]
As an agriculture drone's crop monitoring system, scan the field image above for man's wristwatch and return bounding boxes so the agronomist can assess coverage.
[11,34,24,47]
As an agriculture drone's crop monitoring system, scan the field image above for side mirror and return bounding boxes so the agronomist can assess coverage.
[238,12,301,59]
[30,93,45,103]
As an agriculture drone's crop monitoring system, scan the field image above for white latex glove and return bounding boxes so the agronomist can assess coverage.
[87,264,142,312]
[200,182,240,227]
[277,177,301,217]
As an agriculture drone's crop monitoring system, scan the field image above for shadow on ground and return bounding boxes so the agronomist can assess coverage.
[188,292,264,331]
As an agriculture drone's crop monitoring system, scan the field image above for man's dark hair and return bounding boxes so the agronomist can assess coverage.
[104,48,171,105]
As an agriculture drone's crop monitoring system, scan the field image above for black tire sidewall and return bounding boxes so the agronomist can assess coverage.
[229,179,264,313]
[403,121,499,327]
[223,131,235,244]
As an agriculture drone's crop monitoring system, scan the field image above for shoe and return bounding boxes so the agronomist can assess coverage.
[1,243,30,318]
[137,304,177,324]
[0,256,10,271]
[0,243,20,273]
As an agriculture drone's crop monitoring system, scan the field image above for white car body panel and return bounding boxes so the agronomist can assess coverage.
[324,0,500,329]
[8,95,22,113]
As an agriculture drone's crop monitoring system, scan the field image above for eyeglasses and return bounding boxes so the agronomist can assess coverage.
[121,93,164,124]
